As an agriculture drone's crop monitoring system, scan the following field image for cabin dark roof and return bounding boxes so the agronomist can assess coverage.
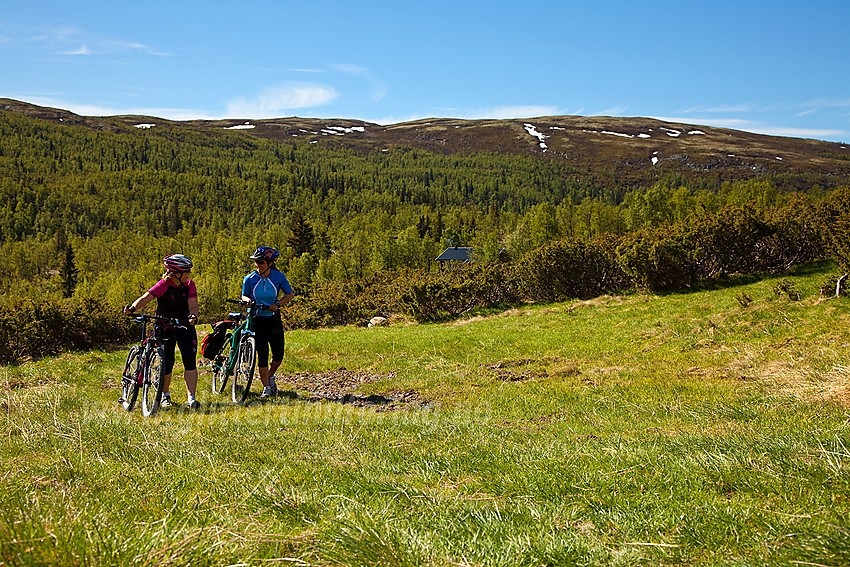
[436,247,473,262]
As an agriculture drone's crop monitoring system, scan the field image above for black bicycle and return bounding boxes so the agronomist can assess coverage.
[120,314,185,417]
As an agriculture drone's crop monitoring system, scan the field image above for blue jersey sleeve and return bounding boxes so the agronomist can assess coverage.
[241,273,253,299]
[275,271,293,296]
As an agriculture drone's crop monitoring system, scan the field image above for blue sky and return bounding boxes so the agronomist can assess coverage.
[2,0,849,142]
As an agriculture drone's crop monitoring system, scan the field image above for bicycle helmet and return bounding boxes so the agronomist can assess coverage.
[249,246,280,262]
[163,254,193,273]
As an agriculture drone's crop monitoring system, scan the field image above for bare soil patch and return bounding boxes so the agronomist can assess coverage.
[274,367,430,410]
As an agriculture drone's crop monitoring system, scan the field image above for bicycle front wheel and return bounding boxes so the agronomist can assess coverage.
[142,346,165,417]
[211,335,232,394]
[121,345,141,412]
[232,336,256,404]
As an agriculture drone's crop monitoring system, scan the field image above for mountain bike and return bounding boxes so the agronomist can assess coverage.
[120,314,185,417]
[210,299,260,404]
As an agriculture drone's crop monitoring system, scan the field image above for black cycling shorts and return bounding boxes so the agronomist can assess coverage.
[252,312,285,368]
[160,325,198,375]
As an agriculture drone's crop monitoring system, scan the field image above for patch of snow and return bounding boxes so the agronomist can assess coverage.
[651,156,659,165]
[135,123,156,129]
[326,125,365,134]
[662,128,681,137]
[688,130,705,135]
[602,131,633,138]
[226,122,255,130]
[776,157,783,161]
[638,133,651,138]
[524,123,548,150]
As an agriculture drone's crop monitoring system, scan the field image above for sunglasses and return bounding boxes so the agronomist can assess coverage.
[254,259,267,265]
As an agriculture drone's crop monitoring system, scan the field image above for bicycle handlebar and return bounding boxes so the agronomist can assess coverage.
[225,298,273,311]
[126,313,187,330]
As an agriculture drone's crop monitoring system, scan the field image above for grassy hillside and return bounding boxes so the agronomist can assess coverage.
[2,262,848,566]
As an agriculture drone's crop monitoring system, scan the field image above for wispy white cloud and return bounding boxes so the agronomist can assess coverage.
[803,97,850,109]
[678,103,756,113]
[591,105,628,117]
[31,25,83,43]
[60,44,92,55]
[225,83,339,118]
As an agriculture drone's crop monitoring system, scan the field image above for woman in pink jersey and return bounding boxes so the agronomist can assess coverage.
[123,254,201,410]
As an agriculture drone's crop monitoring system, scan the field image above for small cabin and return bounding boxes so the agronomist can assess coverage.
[436,246,473,272]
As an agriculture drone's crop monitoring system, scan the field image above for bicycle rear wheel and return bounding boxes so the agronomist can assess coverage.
[121,345,141,412]
[142,346,165,417]
[211,334,232,394]
[232,336,256,404]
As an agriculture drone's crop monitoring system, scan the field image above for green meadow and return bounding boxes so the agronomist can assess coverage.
[2,263,849,566]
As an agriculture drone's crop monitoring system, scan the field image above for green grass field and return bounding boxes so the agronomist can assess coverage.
[2,263,849,566]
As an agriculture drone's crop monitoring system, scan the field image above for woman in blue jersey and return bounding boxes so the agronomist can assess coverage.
[241,246,295,397]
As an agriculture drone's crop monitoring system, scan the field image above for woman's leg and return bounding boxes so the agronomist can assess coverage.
[176,327,198,397]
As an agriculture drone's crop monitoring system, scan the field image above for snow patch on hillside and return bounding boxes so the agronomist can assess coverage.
[327,125,366,134]
[135,123,156,129]
[524,123,548,150]
[226,122,255,130]
[293,125,367,137]
[583,129,653,138]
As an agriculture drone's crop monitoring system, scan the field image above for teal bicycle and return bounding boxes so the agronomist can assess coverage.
[210,299,262,404]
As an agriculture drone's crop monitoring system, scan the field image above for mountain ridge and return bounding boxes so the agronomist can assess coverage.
[3,97,850,190]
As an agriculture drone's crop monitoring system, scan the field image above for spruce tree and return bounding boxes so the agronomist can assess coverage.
[59,243,78,298]
[287,212,315,258]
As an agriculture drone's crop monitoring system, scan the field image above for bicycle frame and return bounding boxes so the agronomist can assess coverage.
[121,314,184,416]
[211,299,268,402]
[219,311,254,379]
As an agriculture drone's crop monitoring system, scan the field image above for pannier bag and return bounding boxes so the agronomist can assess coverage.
[200,320,237,359]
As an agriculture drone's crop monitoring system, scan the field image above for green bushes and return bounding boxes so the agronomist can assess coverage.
[617,205,822,292]
[397,263,520,322]
[515,236,627,301]
[616,226,698,291]
[815,186,850,274]
[0,296,133,363]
